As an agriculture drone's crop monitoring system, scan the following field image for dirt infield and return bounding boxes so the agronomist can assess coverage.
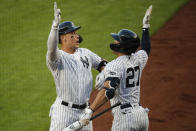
[90,0,196,130]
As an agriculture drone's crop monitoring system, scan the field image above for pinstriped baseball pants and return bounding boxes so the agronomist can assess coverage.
[49,97,93,131]
[111,106,149,131]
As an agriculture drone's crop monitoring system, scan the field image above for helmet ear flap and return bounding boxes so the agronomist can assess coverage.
[110,43,121,52]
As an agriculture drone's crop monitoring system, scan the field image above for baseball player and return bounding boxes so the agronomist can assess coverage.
[46,2,107,131]
[79,5,152,131]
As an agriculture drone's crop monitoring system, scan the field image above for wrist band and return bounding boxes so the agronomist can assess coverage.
[52,26,59,30]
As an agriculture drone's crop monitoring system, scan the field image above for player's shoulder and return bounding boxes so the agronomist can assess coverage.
[132,50,148,61]
[77,48,90,52]
[59,50,68,56]
[55,50,64,58]
[58,50,63,54]
[133,50,148,69]
[108,58,119,65]
[111,55,128,64]
[134,50,148,57]
[77,48,93,54]
[105,56,124,69]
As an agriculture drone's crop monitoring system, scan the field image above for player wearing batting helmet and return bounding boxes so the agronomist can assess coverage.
[46,2,107,131]
[110,29,140,55]
[79,5,152,131]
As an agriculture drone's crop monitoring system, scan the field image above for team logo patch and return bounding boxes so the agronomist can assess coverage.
[80,56,89,68]
[109,72,116,75]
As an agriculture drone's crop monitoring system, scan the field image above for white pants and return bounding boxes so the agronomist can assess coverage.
[49,97,93,131]
[111,106,149,131]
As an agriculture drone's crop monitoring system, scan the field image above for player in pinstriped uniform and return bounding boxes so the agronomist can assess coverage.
[80,5,152,131]
[47,2,107,131]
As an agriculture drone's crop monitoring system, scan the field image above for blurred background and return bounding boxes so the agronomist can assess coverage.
[0,0,190,130]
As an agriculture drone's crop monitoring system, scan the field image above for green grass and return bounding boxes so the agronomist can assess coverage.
[0,0,189,130]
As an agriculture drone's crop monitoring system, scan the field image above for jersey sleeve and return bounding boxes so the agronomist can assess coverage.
[84,48,102,70]
[46,25,62,71]
[135,50,148,70]
[46,51,62,71]
[103,61,122,79]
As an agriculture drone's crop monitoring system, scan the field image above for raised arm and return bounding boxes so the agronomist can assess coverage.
[141,5,152,56]
[47,2,61,62]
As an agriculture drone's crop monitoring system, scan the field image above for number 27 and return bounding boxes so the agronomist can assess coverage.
[126,66,140,88]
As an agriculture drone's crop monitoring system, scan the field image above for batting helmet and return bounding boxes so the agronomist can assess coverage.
[59,21,81,35]
[110,29,140,54]
[58,21,82,44]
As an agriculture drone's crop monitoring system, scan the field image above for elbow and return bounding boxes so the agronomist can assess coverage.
[145,45,151,56]
[47,50,57,62]
[104,87,116,100]
[97,60,108,72]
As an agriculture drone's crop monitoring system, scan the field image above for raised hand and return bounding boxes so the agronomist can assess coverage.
[53,2,61,27]
[143,5,152,28]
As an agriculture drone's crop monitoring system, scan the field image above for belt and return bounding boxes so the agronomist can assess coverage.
[120,103,140,109]
[61,101,87,110]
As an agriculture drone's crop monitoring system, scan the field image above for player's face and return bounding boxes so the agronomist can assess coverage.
[62,31,80,50]
[67,31,80,48]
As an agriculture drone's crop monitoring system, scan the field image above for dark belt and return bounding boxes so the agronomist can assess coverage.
[120,103,140,109]
[61,101,87,110]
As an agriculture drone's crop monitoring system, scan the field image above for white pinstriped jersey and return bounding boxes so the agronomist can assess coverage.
[46,26,101,131]
[103,50,148,111]
[103,50,149,131]
[47,48,102,104]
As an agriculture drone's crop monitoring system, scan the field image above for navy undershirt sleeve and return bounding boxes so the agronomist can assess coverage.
[141,28,151,56]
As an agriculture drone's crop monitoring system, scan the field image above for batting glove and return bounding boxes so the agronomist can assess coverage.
[80,107,93,120]
[63,120,89,131]
[53,2,61,28]
[95,71,105,90]
[143,5,153,29]
[79,119,90,126]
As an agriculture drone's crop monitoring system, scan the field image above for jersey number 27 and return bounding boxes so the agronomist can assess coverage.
[126,66,140,88]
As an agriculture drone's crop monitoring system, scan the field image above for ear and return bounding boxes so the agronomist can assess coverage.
[60,35,66,42]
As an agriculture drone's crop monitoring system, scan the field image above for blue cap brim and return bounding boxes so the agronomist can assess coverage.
[68,26,81,33]
[111,33,120,41]
[60,26,81,35]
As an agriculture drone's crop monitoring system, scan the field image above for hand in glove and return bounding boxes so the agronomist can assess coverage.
[143,5,153,29]
[63,119,90,131]
[79,119,90,126]
[53,2,61,28]
[80,107,93,121]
